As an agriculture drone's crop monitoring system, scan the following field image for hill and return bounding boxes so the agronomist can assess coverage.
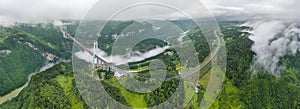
[0,23,75,96]
[0,20,299,108]
[0,62,88,109]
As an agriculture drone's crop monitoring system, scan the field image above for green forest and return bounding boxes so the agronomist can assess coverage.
[0,62,88,109]
[0,20,299,109]
[0,23,73,96]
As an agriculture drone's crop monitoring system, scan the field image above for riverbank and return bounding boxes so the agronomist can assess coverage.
[0,62,64,104]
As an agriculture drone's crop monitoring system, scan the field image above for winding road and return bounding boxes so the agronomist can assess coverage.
[179,30,221,78]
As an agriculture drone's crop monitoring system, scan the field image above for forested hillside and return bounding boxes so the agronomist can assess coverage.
[0,21,299,108]
[0,62,88,109]
[0,23,73,96]
[209,21,300,109]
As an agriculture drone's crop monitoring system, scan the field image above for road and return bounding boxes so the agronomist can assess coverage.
[179,30,221,78]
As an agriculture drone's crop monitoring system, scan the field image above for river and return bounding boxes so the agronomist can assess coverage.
[0,62,60,104]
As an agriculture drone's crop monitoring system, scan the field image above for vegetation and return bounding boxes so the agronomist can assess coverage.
[101,71,147,108]
[207,21,300,109]
[98,21,134,55]
[14,23,73,59]
[144,78,181,107]
[0,62,88,109]
[0,23,73,96]
[1,20,299,109]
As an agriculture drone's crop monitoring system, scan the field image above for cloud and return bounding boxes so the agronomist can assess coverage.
[0,0,97,22]
[200,0,300,19]
[0,0,299,22]
[75,46,170,65]
[0,0,195,21]
[243,20,300,76]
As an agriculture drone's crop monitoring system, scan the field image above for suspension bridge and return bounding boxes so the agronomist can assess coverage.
[60,27,133,77]
[60,27,221,79]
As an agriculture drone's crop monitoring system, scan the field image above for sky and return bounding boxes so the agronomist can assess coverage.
[0,0,299,23]
[202,0,300,19]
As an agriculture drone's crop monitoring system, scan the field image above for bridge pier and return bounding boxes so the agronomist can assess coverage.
[92,41,109,71]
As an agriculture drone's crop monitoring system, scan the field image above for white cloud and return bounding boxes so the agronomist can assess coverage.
[243,20,300,76]
[200,0,300,19]
[0,0,299,21]
[75,46,170,65]
[0,0,97,21]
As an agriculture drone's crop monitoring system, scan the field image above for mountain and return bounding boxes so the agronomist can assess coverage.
[0,22,74,96]
[0,62,88,109]
[0,20,299,108]
[209,21,300,108]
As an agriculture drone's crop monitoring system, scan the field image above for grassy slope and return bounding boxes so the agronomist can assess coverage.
[102,77,147,108]
[55,75,85,109]
[209,78,244,109]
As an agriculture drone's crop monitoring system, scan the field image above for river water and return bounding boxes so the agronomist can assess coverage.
[0,62,59,104]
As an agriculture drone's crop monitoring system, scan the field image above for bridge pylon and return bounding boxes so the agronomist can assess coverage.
[92,40,99,69]
[59,26,68,39]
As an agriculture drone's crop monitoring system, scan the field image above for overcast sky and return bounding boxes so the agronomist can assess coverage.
[0,0,299,23]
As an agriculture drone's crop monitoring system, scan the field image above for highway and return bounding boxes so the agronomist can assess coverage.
[179,30,221,78]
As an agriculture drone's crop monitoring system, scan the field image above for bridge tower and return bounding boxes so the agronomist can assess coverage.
[92,40,99,69]
[59,26,68,39]
[92,40,105,70]
[91,40,100,78]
